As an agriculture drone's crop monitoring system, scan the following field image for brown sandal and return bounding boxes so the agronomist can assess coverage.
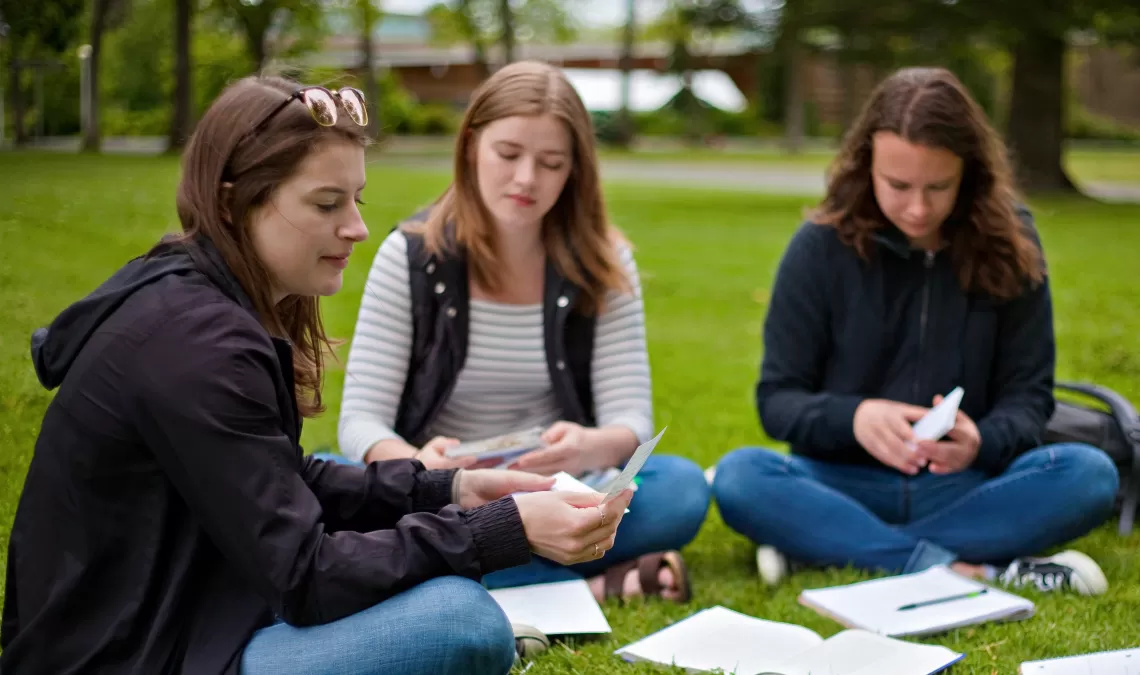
[601,550,692,604]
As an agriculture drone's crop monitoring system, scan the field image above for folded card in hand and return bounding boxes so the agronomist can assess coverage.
[910,386,964,446]
[444,426,545,460]
[614,605,962,675]
[513,472,629,513]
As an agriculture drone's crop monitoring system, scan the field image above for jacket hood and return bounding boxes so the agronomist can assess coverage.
[31,235,251,390]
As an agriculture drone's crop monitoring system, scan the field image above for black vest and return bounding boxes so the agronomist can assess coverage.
[392,223,597,446]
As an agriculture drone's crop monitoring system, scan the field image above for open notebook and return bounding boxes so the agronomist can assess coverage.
[798,565,1035,637]
[1020,647,1140,674]
[614,605,963,675]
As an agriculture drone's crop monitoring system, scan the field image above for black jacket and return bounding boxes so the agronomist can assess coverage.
[393,218,597,446]
[757,209,1055,475]
[1,236,531,674]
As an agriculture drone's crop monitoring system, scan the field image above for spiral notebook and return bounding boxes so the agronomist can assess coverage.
[614,605,963,675]
[798,565,1035,637]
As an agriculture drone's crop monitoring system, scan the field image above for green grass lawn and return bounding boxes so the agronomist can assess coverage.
[1,152,1138,672]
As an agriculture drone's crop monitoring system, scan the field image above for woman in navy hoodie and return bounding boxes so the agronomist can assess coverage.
[712,67,1119,595]
[0,75,632,675]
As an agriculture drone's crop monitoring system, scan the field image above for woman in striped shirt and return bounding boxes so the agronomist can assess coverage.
[335,61,710,610]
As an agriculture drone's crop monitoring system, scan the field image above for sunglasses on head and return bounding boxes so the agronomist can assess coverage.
[225,86,369,179]
[252,85,369,134]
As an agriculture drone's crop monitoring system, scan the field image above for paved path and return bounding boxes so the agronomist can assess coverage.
[7,136,1140,202]
[381,155,1140,203]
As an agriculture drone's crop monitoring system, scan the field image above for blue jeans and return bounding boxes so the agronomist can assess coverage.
[482,454,711,589]
[712,443,1119,574]
[307,452,711,588]
[239,576,516,675]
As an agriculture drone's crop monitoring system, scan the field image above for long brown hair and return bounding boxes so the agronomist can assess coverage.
[409,60,629,314]
[175,75,370,417]
[812,67,1043,299]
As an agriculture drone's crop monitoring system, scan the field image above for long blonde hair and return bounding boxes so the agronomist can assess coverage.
[408,60,629,314]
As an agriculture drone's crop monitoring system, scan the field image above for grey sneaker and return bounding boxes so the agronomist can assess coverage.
[756,545,789,586]
[998,550,1109,596]
[512,623,549,663]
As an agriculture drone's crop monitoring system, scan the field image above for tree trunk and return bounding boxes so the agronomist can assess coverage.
[783,32,805,154]
[1006,31,1075,193]
[473,41,490,78]
[456,0,489,78]
[839,55,857,139]
[499,0,514,65]
[360,0,381,138]
[8,57,26,146]
[249,31,267,73]
[167,0,193,152]
[83,0,109,153]
[615,0,636,148]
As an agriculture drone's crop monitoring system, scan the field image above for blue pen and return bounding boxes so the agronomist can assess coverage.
[898,588,988,611]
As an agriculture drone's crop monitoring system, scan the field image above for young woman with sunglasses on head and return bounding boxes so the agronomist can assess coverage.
[336,61,711,612]
[0,75,633,675]
[712,67,1119,595]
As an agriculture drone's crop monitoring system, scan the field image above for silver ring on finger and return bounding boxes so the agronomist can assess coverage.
[596,505,606,526]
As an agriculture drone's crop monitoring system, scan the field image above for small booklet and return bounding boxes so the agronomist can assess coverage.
[487,579,611,636]
[798,565,1035,637]
[614,605,963,675]
[443,426,545,462]
[1020,647,1140,674]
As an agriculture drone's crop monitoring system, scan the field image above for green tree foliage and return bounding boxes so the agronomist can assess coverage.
[425,0,576,53]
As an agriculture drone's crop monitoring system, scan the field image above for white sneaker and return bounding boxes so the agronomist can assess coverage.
[756,545,789,586]
[997,549,1109,596]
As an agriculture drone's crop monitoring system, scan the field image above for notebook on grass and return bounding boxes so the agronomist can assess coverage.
[614,605,963,675]
[487,579,611,636]
[798,565,1034,637]
[1020,647,1140,674]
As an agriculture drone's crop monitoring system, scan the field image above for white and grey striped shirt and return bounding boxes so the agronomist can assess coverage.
[337,229,655,463]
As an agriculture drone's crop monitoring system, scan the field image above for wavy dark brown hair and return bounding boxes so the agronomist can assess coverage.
[811,67,1043,299]
[175,75,370,417]
[408,60,629,314]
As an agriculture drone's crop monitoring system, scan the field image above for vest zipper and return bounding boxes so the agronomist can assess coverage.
[914,250,935,401]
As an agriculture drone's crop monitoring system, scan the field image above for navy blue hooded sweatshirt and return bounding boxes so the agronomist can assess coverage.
[1,236,530,674]
[757,208,1055,476]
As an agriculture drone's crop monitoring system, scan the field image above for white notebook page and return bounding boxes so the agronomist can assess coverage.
[772,630,962,675]
[488,579,611,635]
[1021,648,1140,675]
[615,605,823,674]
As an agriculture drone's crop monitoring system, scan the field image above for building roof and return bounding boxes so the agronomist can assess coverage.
[561,68,747,112]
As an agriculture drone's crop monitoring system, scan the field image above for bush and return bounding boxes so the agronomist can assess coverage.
[101,106,169,136]
[1067,106,1140,142]
[414,103,459,135]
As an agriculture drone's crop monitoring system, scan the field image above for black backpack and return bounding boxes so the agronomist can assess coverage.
[1043,382,1140,536]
